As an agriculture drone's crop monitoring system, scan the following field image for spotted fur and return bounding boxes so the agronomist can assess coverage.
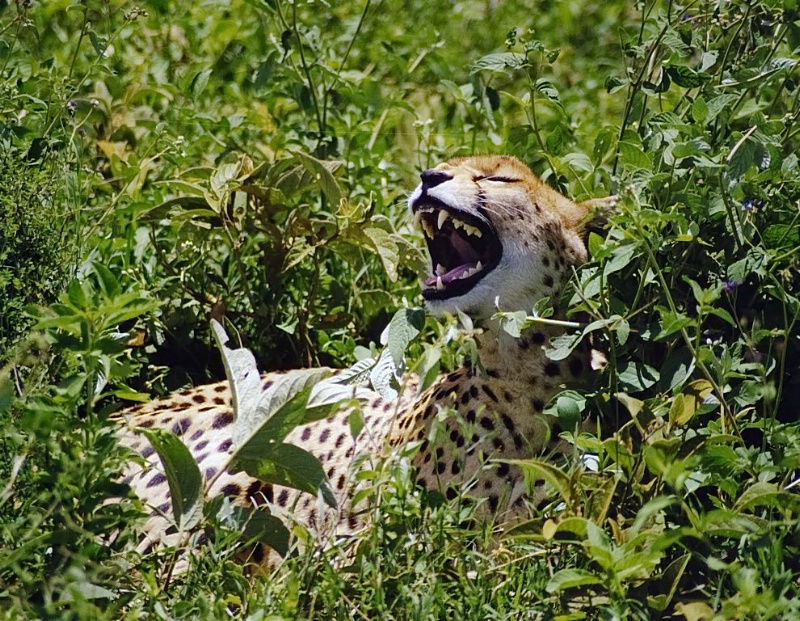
[118,155,613,563]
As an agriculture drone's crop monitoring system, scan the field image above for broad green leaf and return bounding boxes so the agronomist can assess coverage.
[92,263,119,298]
[362,227,400,282]
[470,52,527,74]
[292,151,343,205]
[225,505,290,557]
[543,390,586,433]
[67,280,88,310]
[617,361,659,392]
[230,443,336,509]
[545,568,602,593]
[508,458,571,504]
[0,377,13,415]
[386,307,425,368]
[648,553,691,611]
[140,429,203,530]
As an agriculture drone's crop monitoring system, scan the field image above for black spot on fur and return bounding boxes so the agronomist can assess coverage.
[213,396,225,405]
[196,439,209,451]
[251,545,265,564]
[482,385,499,402]
[247,481,262,499]
[277,489,290,506]
[197,405,215,413]
[466,409,477,423]
[479,417,495,431]
[460,391,471,405]
[500,413,515,433]
[488,494,499,512]
[531,332,546,345]
[348,514,359,530]
[214,384,227,393]
[336,474,346,491]
[147,472,166,488]
[485,368,500,379]
[172,418,191,435]
[221,483,241,497]
[335,433,346,449]
[138,419,155,429]
[497,462,510,477]
[320,428,330,443]
[301,428,311,441]
[212,411,233,429]
[469,385,479,399]
[532,399,544,412]
[451,460,462,475]
[142,445,155,458]
[191,394,205,404]
[219,439,232,452]
[544,274,554,288]
[205,467,216,479]
[446,487,457,500]
[190,429,204,441]
[436,461,446,475]
[492,437,505,451]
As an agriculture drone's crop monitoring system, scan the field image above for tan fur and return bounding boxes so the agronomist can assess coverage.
[118,155,605,565]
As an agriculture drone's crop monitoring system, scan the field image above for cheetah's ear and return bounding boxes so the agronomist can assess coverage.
[576,195,618,241]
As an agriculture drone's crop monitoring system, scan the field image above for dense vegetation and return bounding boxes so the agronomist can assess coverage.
[1,0,799,618]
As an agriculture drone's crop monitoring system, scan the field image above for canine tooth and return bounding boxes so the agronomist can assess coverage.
[437,211,449,229]
[421,220,435,238]
[436,276,444,290]
[476,261,483,271]
[436,263,447,276]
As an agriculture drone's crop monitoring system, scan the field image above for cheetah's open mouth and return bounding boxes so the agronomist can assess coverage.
[414,203,502,300]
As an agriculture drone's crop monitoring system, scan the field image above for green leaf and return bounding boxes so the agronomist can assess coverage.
[292,151,343,205]
[231,443,337,509]
[618,142,652,171]
[92,263,119,298]
[545,568,603,593]
[140,429,203,530]
[617,361,659,392]
[544,390,586,433]
[386,307,425,369]
[0,377,13,415]
[470,52,527,74]
[224,504,291,557]
[67,280,88,310]
[508,458,571,504]
[362,227,400,282]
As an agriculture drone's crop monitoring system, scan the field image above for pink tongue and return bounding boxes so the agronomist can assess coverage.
[423,263,477,287]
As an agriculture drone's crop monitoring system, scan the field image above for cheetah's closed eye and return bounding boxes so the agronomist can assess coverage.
[117,154,615,564]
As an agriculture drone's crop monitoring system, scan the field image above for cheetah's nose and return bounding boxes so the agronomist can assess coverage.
[420,169,452,189]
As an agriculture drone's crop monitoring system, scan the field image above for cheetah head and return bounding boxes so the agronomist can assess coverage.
[409,155,604,319]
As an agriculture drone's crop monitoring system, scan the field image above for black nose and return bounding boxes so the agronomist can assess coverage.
[420,169,452,189]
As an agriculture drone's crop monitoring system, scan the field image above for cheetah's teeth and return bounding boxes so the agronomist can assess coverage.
[436,263,447,276]
[476,260,483,271]
[463,223,482,238]
[437,210,449,229]
[436,276,445,290]
[421,219,435,238]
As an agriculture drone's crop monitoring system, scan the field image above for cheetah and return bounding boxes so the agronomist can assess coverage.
[118,155,613,562]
